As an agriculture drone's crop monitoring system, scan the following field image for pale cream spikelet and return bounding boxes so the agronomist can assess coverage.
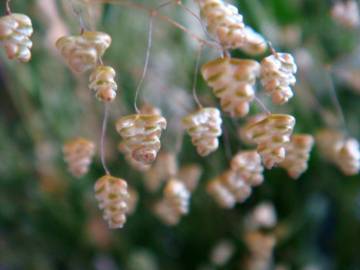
[0,13,33,62]
[63,137,95,178]
[164,178,191,215]
[331,0,360,29]
[219,170,252,203]
[144,152,178,192]
[316,130,360,175]
[231,151,264,186]
[279,134,314,179]
[153,199,181,226]
[89,65,118,102]
[182,107,222,156]
[201,57,260,117]
[244,114,296,169]
[55,31,111,73]
[260,53,297,105]
[241,26,267,56]
[94,175,129,229]
[177,164,203,192]
[116,114,167,166]
[207,178,236,209]
[239,113,268,145]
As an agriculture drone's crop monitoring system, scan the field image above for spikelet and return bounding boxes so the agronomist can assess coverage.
[244,231,276,260]
[63,138,95,177]
[260,53,297,105]
[231,151,264,186]
[245,202,277,230]
[279,134,314,179]
[116,114,167,165]
[177,164,203,192]
[0,13,33,62]
[89,65,117,102]
[182,107,222,156]
[239,113,268,145]
[55,31,111,73]
[118,141,151,172]
[153,199,181,226]
[140,103,162,116]
[127,187,138,215]
[243,114,296,169]
[219,170,252,203]
[144,152,178,192]
[331,0,360,28]
[316,130,360,176]
[201,57,260,117]
[241,26,267,56]
[94,175,129,229]
[164,178,191,215]
[207,179,236,208]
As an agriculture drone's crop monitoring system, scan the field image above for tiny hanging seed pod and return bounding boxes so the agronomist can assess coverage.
[220,170,252,203]
[241,27,268,56]
[331,0,360,28]
[182,107,222,156]
[201,57,260,117]
[118,142,151,172]
[63,138,95,177]
[153,199,181,226]
[231,151,264,186]
[140,103,162,116]
[279,134,314,179]
[245,202,277,230]
[199,0,246,49]
[260,53,297,105]
[94,175,129,229]
[244,114,296,169]
[116,114,167,165]
[89,65,117,102]
[207,177,236,209]
[335,138,360,176]
[239,113,268,145]
[56,31,111,73]
[177,164,203,192]
[127,187,138,215]
[0,13,33,62]
[164,178,191,215]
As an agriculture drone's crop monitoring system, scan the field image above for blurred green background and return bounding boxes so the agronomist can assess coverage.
[0,0,360,269]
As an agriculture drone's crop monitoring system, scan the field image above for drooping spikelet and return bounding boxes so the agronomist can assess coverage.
[89,65,117,102]
[94,175,129,229]
[63,137,95,177]
[231,151,264,186]
[207,170,251,208]
[201,57,260,117]
[243,114,296,169]
[164,179,191,215]
[260,53,297,105]
[116,114,167,166]
[316,130,360,176]
[178,164,203,192]
[198,0,267,54]
[0,13,33,62]
[279,134,314,179]
[118,141,151,172]
[182,107,222,156]
[144,152,178,192]
[239,113,268,145]
[55,31,111,73]
[153,199,181,226]
[331,0,360,29]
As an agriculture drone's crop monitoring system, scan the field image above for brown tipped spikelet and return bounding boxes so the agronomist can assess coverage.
[116,114,167,166]
[144,152,178,192]
[207,170,251,208]
[56,31,111,73]
[260,53,297,105]
[0,13,33,62]
[94,175,129,229]
[279,134,314,179]
[243,114,296,169]
[164,178,191,215]
[177,164,203,192]
[201,57,260,117]
[89,65,118,102]
[182,107,222,156]
[316,130,359,175]
[231,151,264,186]
[63,138,95,177]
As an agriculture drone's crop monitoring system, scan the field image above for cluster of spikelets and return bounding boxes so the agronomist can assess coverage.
[182,107,222,156]
[0,13,33,62]
[331,0,360,29]
[207,151,263,208]
[316,130,360,176]
[63,137,96,178]
[56,31,118,102]
[198,0,267,55]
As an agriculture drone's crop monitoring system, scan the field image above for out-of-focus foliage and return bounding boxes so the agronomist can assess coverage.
[0,0,359,269]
